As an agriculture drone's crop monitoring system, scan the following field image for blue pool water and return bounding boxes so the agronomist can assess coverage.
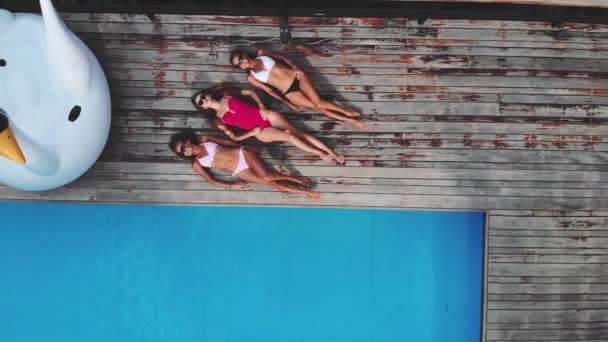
[0,203,484,342]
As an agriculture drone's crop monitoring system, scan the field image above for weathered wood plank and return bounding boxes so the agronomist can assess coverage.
[110,96,608,118]
[2,185,608,209]
[110,115,608,136]
[85,162,608,183]
[104,68,608,88]
[486,327,608,341]
[66,178,608,199]
[490,229,608,237]
[112,139,608,154]
[489,209,608,217]
[488,320,608,330]
[489,276,608,284]
[489,254,608,263]
[63,14,608,32]
[97,63,608,84]
[490,216,608,230]
[488,293,608,301]
[81,170,608,190]
[489,263,608,276]
[75,32,608,51]
[108,80,608,98]
[490,236,608,249]
[65,21,608,43]
[82,37,608,60]
[487,308,608,323]
[109,84,608,103]
[91,48,608,72]
[109,130,608,151]
[490,247,608,255]
[103,142,608,165]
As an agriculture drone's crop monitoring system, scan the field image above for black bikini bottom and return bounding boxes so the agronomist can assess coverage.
[283,78,300,95]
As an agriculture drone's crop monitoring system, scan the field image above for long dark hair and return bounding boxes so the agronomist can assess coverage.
[169,129,201,161]
[191,88,224,119]
[229,49,255,68]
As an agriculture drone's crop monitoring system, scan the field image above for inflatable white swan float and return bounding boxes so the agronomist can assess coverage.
[0,0,111,191]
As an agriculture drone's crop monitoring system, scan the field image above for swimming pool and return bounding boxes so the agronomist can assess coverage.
[0,203,484,342]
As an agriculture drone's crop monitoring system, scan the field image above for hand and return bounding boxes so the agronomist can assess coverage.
[230,181,249,189]
[226,131,236,139]
[251,127,263,136]
[259,108,270,119]
[294,69,304,80]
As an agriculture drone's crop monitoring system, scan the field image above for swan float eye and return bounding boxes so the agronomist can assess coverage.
[68,105,81,122]
[0,59,6,67]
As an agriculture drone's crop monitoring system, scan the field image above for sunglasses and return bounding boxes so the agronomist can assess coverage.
[180,144,188,155]
[235,56,244,67]
[196,96,205,107]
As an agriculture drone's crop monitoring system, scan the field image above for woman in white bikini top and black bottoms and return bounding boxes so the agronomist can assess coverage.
[230,49,367,130]
[169,129,320,198]
[249,56,301,96]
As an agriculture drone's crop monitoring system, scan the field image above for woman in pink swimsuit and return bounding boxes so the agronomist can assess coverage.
[192,87,344,163]
[169,129,320,199]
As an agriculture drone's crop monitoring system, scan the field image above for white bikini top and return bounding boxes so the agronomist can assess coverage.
[249,56,275,83]
[197,141,218,168]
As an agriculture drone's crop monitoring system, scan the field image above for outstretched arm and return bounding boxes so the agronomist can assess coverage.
[201,134,241,147]
[240,89,266,110]
[230,127,263,141]
[192,162,247,189]
[213,119,262,142]
[211,119,238,140]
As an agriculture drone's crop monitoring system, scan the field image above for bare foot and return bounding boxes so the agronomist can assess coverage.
[294,176,312,186]
[347,110,362,118]
[330,152,345,164]
[353,120,368,130]
[319,153,333,161]
[306,191,321,199]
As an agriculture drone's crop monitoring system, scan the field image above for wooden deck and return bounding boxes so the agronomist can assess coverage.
[1,13,607,341]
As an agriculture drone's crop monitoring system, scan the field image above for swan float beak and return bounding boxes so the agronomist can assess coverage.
[0,124,26,165]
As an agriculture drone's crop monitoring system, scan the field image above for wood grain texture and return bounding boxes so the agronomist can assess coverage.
[486,210,608,341]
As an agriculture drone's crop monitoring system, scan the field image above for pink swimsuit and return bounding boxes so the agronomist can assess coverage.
[221,97,272,131]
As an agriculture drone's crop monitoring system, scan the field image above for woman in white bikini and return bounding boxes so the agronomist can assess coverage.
[169,129,320,199]
[229,49,367,130]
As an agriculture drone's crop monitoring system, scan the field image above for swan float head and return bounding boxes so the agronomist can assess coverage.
[0,0,111,191]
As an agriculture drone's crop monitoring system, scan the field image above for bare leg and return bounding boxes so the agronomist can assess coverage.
[265,111,345,163]
[293,130,345,164]
[256,127,331,161]
[286,91,366,129]
[292,74,360,119]
[237,168,320,198]
[319,99,362,118]
[243,149,311,186]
